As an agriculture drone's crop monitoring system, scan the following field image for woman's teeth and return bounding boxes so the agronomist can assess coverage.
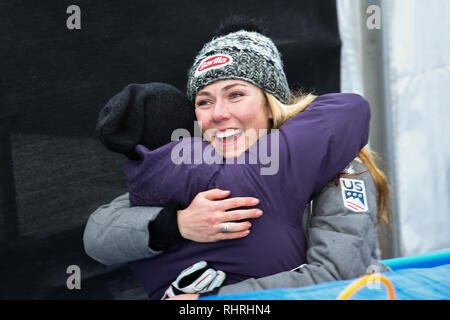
[215,129,242,140]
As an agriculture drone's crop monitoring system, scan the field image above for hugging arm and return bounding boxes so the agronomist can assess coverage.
[83,161,391,296]
[83,193,174,265]
[125,93,371,209]
[202,160,390,297]
[83,189,258,265]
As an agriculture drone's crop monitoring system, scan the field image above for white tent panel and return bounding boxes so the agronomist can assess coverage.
[388,0,450,256]
[337,0,450,257]
[336,0,364,95]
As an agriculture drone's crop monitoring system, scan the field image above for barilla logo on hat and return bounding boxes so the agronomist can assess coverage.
[194,54,233,77]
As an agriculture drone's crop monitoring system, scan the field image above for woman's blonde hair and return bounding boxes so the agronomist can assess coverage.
[264,91,392,227]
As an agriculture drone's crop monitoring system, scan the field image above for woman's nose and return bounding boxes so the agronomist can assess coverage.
[212,99,231,121]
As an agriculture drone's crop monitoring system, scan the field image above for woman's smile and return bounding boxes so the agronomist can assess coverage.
[214,128,243,147]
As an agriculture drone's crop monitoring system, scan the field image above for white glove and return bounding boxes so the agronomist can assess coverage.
[162,261,226,299]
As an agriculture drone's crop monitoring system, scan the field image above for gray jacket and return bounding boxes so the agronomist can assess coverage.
[83,158,390,295]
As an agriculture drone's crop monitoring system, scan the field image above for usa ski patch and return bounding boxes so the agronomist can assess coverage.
[340,178,368,212]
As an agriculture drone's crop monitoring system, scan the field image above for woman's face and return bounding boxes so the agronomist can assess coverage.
[195,79,272,158]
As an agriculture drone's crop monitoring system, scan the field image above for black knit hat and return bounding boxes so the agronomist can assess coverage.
[96,83,196,160]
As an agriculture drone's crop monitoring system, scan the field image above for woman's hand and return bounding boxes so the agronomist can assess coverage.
[177,189,263,242]
[166,293,199,300]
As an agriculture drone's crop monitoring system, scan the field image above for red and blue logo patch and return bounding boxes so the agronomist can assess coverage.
[340,178,368,212]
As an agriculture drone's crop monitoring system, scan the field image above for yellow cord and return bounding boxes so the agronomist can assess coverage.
[336,273,396,300]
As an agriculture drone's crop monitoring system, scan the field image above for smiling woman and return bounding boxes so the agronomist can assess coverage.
[195,80,272,159]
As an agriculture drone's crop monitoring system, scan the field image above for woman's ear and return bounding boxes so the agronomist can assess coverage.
[263,91,273,120]
[266,105,274,130]
[265,101,273,120]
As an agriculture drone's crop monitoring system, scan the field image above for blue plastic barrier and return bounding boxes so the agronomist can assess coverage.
[201,250,450,300]
[382,249,450,271]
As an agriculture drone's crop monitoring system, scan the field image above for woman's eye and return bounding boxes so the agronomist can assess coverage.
[196,100,211,107]
[230,92,243,99]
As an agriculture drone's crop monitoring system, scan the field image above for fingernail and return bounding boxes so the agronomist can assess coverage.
[255,210,263,216]
[251,199,259,205]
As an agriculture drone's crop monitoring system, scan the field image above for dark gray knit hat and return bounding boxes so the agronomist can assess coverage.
[96,83,195,159]
[186,28,290,104]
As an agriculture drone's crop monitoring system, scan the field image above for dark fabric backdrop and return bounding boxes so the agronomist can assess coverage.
[0,0,341,299]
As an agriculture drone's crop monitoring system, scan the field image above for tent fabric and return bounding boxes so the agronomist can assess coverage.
[337,0,450,256]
